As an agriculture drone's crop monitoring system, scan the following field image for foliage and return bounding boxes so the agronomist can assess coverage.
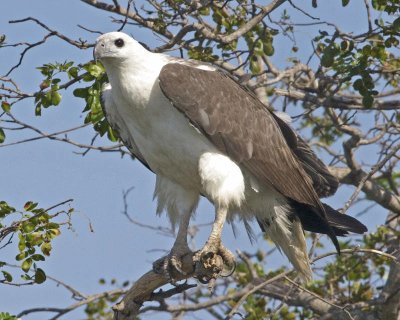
[0,200,73,285]
[0,313,18,320]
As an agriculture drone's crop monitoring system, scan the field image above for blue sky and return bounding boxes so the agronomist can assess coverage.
[0,1,385,319]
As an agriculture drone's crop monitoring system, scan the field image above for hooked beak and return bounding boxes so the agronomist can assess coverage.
[93,46,97,62]
[93,40,106,61]
[93,42,114,61]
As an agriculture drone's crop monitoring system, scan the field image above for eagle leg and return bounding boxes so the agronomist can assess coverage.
[153,209,193,283]
[194,206,235,285]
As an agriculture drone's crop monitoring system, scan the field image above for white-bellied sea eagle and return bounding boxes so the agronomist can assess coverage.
[94,32,367,282]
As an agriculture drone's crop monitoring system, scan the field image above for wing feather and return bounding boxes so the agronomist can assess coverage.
[272,113,339,197]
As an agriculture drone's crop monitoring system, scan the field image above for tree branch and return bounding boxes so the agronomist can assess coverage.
[112,253,196,320]
[191,0,288,44]
[329,166,400,214]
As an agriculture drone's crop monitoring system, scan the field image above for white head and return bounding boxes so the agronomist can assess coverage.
[94,32,148,65]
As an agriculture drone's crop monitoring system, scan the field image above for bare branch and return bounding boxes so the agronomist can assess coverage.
[330,166,400,214]
[9,17,93,49]
[341,142,400,213]
[1,113,127,155]
[5,17,92,76]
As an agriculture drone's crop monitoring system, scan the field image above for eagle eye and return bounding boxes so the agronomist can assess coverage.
[114,38,124,48]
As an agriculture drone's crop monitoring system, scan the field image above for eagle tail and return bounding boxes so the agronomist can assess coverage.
[258,204,312,282]
[257,201,367,282]
[323,203,368,235]
[263,201,367,281]
[292,201,368,238]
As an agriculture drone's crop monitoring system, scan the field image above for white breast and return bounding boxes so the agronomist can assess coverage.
[108,64,212,187]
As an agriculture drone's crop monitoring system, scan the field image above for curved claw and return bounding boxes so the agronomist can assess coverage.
[170,255,187,276]
[197,275,212,284]
[152,256,166,274]
[218,244,236,271]
[194,243,236,284]
[153,248,193,283]
[221,259,236,277]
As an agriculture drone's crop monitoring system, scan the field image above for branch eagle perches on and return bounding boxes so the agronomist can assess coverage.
[112,248,399,320]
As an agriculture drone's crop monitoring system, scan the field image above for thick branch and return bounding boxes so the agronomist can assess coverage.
[81,0,174,38]
[112,253,211,320]
[113,248,396,319]
[275,88,400,110]
[192,0,287,44]
[81,0,288,46]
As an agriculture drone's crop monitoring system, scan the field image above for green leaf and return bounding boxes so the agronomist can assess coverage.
[21,258,33,272]
[24,201,38,211]
[0,312,18,320]
[253,40,263,56]
[393,17,400,32]
[2,271,12,282]
[1,101,10,113]
[18,239,26,252]
[198,6,210,16]
[362,45,371,55]
[0,128,5,144]
[39,79,51,90]
[85,63,104,78]
[82,73,95,82]
[34,268,46,284]
[321,48,335,67]
[41,242,52,256]
[47,228,61,238]
[340,40,354,52]
[362,95,374,108]
[41,85,58,108]
[250,56,261,74]
[68,66,79,78]
[31,254,45,261]
[342,0,350,6]
[107,125,119,142]
[15,252,26,261]
[353,78,364,91]
[0,201,16,217]
[263,42,275,56]
[46,222,60,229]
[35,102,42,116]
[51,91,62,106]
[363,77,374,89]
[73,87,89,98]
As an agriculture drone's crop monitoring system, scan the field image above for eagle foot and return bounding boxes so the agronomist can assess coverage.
[194,243,236,285]
[152,247,193,284]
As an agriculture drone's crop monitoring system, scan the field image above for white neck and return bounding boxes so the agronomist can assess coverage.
[102,52,169,108]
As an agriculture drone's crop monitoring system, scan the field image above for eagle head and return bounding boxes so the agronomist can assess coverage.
[94,32,145,62]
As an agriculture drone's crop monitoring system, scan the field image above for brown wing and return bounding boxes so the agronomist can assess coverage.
[294,136,339,197]
[272,114,339,198]
[159,63,322,208]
